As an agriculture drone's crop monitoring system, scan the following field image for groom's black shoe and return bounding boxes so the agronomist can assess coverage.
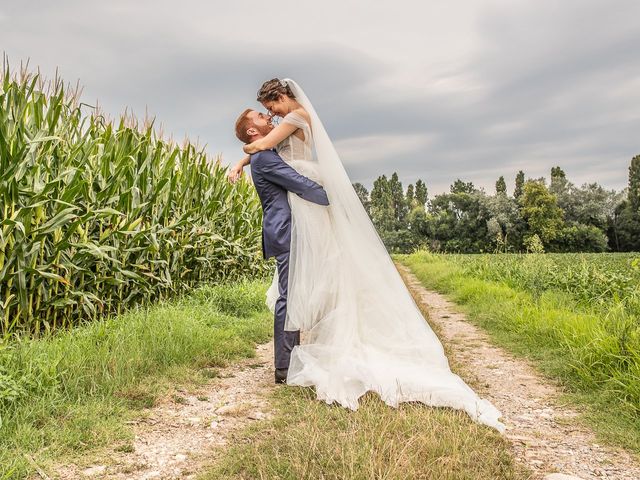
[275,368,288,384]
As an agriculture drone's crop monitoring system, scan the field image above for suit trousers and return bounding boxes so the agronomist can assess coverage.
[274,251,300,369]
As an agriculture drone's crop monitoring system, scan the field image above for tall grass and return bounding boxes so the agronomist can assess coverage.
[0,61,267,336]
[203,387,527,480]
[0,280,272,479]
[450,253,640,312]
[399,251,640,451]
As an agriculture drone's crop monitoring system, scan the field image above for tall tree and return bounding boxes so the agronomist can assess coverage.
[550,166,569,196]
[514,170,525,200]
[550,166,566,179]
[414,179,428,209]
[352,182,371,215]
[611,155,640,251]
[406,183,415,209]
[388,172,408,226]
[450,179,475,194]
[429,190,491,252]
[520,180,564,244]
[370,175,394,232]
[482,193,525,251]
[629,154,640,212]
[495,176,507,196]
[561,182,621,230]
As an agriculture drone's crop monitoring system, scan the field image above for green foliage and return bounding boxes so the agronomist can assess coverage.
[450,179,475,194]
[495,175,507,196]
[369,173,429,253]
[428,190,491,253]
[352,182,370,215]
[519,180,564,244]
[0,65,267,336]
[0,280,272,478]
[523,234,545,253]
[405,183,415,208]
[611,200,640,251]
[400,252,640,452]
[561,183,623,231]
[549,166,568,195]
[414,179,428,207]
[388,172,408,227]
[513,170,525,199]
[609,155,640,252]
[629,155,640,212]
[549,223,609,253]
[366,155,640,254]
[483,193,526,251]
[370,174,395,232]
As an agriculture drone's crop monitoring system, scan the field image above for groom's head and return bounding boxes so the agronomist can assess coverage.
[235,109,273,144]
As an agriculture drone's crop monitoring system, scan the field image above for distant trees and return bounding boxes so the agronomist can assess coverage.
[352,182,371,215]
[495,176,507,196]
[354,155,640,253]
[629,155,640,212]
[609,155,640,251]
[520,180,564,245]
[514,170,525,200]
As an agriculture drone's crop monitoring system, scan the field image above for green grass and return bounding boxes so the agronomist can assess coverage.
[201,387,528,480]
[397,251,640,454]
[0,279,272,479]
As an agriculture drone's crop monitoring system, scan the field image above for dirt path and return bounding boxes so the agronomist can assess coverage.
[53,342,275,480]
[398,264,640,480]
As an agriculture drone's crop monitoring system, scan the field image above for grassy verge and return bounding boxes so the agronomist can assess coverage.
[397,251,640,454]
[201,386,527,480]
[0,280,272,479]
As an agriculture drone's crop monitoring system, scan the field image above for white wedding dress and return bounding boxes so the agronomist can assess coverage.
[265,80,505,432]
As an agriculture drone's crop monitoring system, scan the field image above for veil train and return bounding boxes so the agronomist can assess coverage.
[274,79,505,432]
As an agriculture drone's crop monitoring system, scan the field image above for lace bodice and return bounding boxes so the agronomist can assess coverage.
[276,111,314,163]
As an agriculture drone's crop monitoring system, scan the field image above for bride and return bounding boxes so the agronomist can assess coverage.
[228,78,505,432]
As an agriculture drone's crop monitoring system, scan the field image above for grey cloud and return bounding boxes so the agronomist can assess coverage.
[1,0,638,195]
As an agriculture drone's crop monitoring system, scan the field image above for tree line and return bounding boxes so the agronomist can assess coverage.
[353,155,640,253]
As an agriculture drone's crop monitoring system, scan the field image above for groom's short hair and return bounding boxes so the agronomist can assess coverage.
[235,108,254,144]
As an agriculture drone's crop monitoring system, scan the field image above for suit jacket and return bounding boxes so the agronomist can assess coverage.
[250,149,329,259]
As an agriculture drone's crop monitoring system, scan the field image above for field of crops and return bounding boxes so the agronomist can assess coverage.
[449,253,640,314]
[400,251,640,448]
[0,66,267,336]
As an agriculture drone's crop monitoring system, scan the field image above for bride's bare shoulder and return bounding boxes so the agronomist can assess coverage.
[292,107,311,125]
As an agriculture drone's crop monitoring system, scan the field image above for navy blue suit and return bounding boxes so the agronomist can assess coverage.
[250,149,329,369]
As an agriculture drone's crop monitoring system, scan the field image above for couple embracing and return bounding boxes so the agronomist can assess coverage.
[231,78,505,432]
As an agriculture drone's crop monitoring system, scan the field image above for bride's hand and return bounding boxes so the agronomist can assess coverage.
[227,163,244,183]
[243,143,258,154]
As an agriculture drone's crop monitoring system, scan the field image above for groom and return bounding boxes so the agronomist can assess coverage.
[234,109,329,383]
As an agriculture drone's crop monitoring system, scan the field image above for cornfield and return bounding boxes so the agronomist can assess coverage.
[0,63,267,336]
[449,253,640,313]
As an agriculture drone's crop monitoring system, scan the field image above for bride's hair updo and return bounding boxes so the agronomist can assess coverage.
[257,78,295,102]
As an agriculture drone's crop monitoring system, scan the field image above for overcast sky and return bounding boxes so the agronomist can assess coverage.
[1,0,639,195]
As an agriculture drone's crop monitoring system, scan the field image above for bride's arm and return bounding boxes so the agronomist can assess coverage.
[243,122,298,154]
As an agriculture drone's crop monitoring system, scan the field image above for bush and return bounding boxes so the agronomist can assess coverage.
[549,223,609,253]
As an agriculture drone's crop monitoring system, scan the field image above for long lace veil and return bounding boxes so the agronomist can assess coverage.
[281,79,505,432]
[284,78,415,305]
